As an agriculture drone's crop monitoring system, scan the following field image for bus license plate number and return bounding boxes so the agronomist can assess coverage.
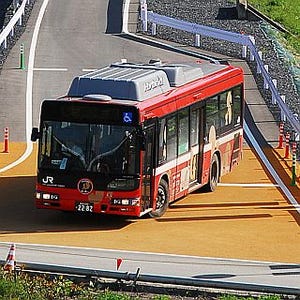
[75,202,93,212]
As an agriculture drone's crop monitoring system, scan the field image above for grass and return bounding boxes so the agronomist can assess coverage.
[0,269,289,300]
[248,0,300,55]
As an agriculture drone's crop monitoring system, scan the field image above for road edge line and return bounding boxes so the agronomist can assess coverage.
[0,0,50,173]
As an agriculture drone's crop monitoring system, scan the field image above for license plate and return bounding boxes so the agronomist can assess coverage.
[75,202,94,212]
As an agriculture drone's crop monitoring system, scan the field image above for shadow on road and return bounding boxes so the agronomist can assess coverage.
[0,176,133,234]
[105,0,123,34]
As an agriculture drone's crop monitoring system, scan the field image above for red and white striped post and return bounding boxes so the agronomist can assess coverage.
[284,132,290,159]
[278,122,284,149]
[3,127,9,153]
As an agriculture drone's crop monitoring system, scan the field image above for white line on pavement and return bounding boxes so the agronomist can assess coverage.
[218,183,279,187]
[82,69,97,72]
[33,68,68,71]
[0,0,50,173]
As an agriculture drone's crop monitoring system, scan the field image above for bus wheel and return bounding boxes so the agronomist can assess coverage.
[149,179,169,218]
[205,154,219,192]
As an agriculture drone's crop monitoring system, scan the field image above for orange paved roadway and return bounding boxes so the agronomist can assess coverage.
[0,143,299,263]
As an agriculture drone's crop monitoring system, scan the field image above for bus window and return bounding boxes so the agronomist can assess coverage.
[167,116,177,160]
[178,109,189,155]
[158,118,167,165]
[233,86,242,125]
[190,109,199,146]
[219,91,233,127]
[206,96,219,133]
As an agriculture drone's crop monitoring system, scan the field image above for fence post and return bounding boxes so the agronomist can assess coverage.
[281,95,286,122]
[272,79,277,104]
[249,36,255,61]
[151,23,157,35]
[195,34,200,47]
[140,0,148,32]
[242,45,247,58]
[263,65,269,89]
[257,51,262,74]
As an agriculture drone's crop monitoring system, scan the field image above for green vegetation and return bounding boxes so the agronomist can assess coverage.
[249,0,300,55]
[0,269,289,300]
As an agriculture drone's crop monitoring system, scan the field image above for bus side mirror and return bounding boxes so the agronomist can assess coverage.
[31,127,40,141]
[139,133,146,151]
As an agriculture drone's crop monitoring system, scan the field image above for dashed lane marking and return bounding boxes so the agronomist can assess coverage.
[82,69,97,72]
[33,68,68,71]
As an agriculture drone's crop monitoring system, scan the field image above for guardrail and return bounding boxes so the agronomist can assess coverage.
[0,0,32,49]
[1,260,299,296]
[140,1,300,139]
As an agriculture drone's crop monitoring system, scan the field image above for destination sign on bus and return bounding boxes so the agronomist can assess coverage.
[41,100,139,125]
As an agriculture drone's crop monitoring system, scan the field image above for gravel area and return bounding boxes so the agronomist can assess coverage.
[143,0,300,129]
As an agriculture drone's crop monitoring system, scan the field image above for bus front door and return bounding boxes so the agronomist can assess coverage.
[141,124,155,214]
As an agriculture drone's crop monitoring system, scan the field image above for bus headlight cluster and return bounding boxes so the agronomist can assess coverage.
[36,192,59,201]
[111,198,140,206]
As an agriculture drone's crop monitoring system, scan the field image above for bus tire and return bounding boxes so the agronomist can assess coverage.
[205,153,219,192]
[149,179,169,218]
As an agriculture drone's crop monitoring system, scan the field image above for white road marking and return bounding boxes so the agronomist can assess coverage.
[82,69,97,72]
[0,0,50,173]
[218,183,279,187]
[34,68,68,71]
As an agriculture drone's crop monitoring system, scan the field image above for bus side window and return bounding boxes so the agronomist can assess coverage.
[178,109,189,155]
[167,116,177,160]
[219,91,233,127]
[233,86,242,125]
[190,109,199,146]
[206,96,218,136]
[158,119,167,164]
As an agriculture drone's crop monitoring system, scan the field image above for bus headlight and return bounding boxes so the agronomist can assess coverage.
[111,198,140,206]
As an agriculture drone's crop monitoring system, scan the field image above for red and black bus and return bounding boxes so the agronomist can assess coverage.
[31,59,244,217]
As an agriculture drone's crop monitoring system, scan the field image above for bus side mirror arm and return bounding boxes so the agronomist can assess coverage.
[138,131,146,151]
[31,127,40,142]
[140,135,146,151]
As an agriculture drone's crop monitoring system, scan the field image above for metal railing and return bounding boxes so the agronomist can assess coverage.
[0,0,32,49]
[140,1,300,139]
[1,259,299,296]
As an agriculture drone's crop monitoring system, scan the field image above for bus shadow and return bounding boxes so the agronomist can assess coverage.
[169,200,281,210]
[0,176,133,234]
[155,213,272,223]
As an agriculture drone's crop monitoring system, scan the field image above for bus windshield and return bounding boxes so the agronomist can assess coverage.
[39,121,139,175]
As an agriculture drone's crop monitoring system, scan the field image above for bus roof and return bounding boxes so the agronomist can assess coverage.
[67,60,227,101]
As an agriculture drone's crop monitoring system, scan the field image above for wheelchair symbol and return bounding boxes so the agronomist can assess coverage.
[123,112,133,123]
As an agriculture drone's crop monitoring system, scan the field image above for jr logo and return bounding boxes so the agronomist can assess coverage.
[42,176,54,184]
